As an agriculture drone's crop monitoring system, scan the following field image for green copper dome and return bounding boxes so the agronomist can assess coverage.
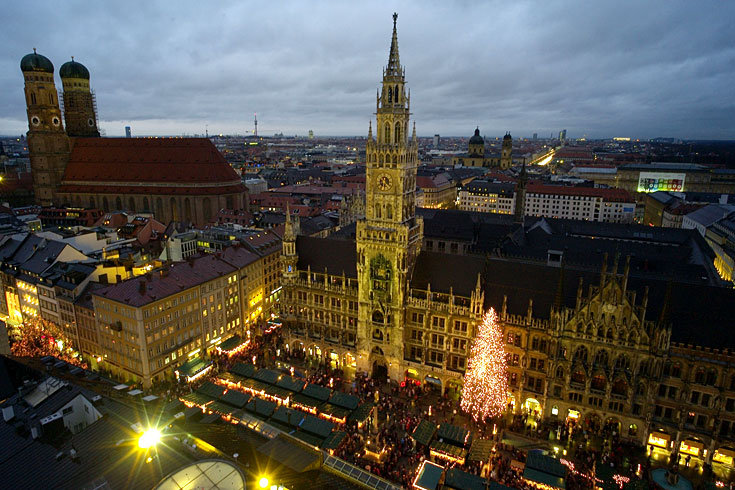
[469,127,484,145]
[59,59,90,79]
[20,50,54,73]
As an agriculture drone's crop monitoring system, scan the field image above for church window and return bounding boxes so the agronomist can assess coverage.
[375,204,381,219]
[387,86,392,102]
[30,92,37,105]
[115,196,122,210]
[384,123,390,143]
[395,85,399,102]
[395,122,401,143]
[386,204,392,219]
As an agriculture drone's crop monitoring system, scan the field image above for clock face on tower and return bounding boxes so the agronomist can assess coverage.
[377,174,392,191]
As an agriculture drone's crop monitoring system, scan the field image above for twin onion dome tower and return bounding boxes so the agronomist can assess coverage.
[20,50,99,205]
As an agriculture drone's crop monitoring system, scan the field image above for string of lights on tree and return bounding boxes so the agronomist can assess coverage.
[10,317,87,368]
[460,308,508,422]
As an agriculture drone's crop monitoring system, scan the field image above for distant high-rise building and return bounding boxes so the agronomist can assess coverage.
[559,129,567,142]
[308,130,314,139]
[532,133,537,141]
[125,126,131,138]
[433,134,440,148]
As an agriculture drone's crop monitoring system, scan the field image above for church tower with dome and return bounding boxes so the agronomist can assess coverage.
[60,58,100,137]
[20,50,70,206]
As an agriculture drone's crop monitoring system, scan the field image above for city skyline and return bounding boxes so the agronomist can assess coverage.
[2,1,734,139]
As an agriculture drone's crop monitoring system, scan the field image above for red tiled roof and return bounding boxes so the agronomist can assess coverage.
[57,184,246,196]
[94,253,238,307]
[62,137,241,185]
[526,184,633,202]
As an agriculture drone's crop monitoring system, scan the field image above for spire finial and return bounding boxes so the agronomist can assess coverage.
[33,48,36,54]
[71,56,74,61]
[386,13,401,76]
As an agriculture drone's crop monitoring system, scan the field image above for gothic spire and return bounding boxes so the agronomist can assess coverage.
[386,13,401,77]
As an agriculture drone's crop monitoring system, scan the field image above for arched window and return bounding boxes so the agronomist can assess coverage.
[395,122,402,144]
[556,367,564,379]
[384,124,390,143]
[102,196,109,210]
[606,328,614,340]
[372,310,384,324]
[628,424,638,436]
[394,85,399,102]
[386,204,393,220]
[571,370,585,385]
[170,197,178,221]
[156,197,163,217]
[372,329,383,341]
[115,196,122,210]
[128,197,135,212]
[694,367,706,384]
[30,93,37,105]
[706,369,717,386]
[143,197,150,211]
[612,379,628,396]
[573,346,588,363]
[387,87,392,103]
[591,375,606,391]
[375,204,381,219]
[593,350,608,367]
[89,197,95,208]
[614,355,630,371]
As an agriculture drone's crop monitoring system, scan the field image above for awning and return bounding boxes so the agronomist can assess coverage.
[302,383,331,401]
[328,391,359,410]
[412,420,438,447]
[300,414,334,438]
[647,431,671,448]
[412,460,444,490]
[230,362,256,378]
[319,403,350,421]
[292,393,323,411]
[177,356,212,381]
[196,381,225,399]
[321,430,347,451]
[430,440,467,464]
[271,406,305,428]
[444,468,486,490]
[245,397,276,418]
[347,402,374,425]
[253,368,281,385]
[276,375,305,393]
[220,389,250,409]
[437,423,471,447]
[523,467,566,489]
[468,438,494,462]
[217,334,245,353]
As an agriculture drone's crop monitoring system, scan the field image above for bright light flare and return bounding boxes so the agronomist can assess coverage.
[537,154,553,166]
[258,476,269,488]
[138,428,161,449]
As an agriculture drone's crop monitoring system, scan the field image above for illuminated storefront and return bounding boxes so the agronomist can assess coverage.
[713,447,735,467]
[679,439,705,458]
[647,431,671,451]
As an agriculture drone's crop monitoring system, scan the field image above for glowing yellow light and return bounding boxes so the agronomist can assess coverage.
[460,308,508,421]
[138,428,161,449]
[258,476,269,488]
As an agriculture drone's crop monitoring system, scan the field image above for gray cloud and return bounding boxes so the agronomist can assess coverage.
[1,0,734,139]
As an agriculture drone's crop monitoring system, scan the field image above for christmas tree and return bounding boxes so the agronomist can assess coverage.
[460,308,508,422]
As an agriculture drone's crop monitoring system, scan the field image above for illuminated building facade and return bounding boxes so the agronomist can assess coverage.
[278,14,735,472]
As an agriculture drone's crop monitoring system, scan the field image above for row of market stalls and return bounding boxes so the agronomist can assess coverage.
[646,429,735,477]
[179,362,374,454]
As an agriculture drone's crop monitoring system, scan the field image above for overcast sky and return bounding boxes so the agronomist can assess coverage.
[2,1,734,139]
